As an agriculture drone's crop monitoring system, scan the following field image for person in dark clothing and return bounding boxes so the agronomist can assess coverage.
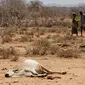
[71,13,79,36]
[79,11,85,36]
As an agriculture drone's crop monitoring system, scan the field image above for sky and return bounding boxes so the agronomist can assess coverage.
[26,0,85,6]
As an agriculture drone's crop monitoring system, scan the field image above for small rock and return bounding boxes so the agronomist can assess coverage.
[1,68,7,70]
[47,76,61,80]
[47,76,54,80]
[61,72,67,75]
[70,78,72,80]
[12,81,19,83]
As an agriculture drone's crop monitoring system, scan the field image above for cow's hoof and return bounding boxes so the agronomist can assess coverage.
[61,72,67,75]
[47,76,54,80]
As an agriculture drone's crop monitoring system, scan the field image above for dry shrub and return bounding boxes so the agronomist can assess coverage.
[20,35,28,42]
[9,47,19,61]
[2,47,10,59]
[31,47,42,55]
[39,28,46,35]
[60,17,65,21]
[11,55,19,61]
[25,47,32,56]
[31,27,40,37]
[80,44,85,48]
[56,34,76,44]
[1,35,12,44]
[19,29,34,42]
[49,45,59,55]
[20,27,28,31]
[46,35,52,39]
[17,30,25,35]
[19,34,33,42]
[26,31,34,37]
[16,28,33,35]
[0,46,19,61]
[80,48,85,53]
[31,38,51,55]
[32,27,46,37]
[47,28,57,33]
[46,27,69,35]
[0,27,17,43]
[56,20,71,28]
[51,34,60,43]
[57,48,80,58]
[34,38,50,48]
[0,47,4,58]
[79,41,85,53]
[0,27,17,37]
[34,32,40,37]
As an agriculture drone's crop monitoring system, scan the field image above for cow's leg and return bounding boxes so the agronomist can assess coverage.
[14,69,24,76]
[28,69,47,77]
[25,73,47,77]
[24,69,47,77]
[24,69,38,77]
[24,72,34,77]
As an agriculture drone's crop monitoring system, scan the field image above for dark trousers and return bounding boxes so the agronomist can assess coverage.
[80,25,84,36]
[71,24,78,36]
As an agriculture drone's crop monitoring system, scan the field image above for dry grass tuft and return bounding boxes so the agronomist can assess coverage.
[57,48,80,58]
[39,28,47,35]
[0,46,19,61]
[49,45,59,55]
[1,35,12,44]
[55,34,79,45]
[31,38,51,55]
[0,27,16,43]
[20,35,28,42]
[47,28,57,33]
[8,47,19,61]
[56,20,71,28]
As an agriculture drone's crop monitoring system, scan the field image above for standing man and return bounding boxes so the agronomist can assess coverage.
[71,13,79,36]
[79,11,85,37]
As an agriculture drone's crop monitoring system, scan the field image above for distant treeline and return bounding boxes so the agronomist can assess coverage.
[0,0,85,27]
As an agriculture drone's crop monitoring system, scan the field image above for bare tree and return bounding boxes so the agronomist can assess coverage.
[0,0,85,27]
[0,0,26,27]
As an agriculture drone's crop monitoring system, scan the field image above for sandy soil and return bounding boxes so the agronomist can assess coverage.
[0,56,85,85]
[0,27,85,85]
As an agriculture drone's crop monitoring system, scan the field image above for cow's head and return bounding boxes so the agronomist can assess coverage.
[5,69,19,77]
[5,70,15,77]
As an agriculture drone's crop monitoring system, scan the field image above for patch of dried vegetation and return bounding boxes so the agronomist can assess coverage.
[57,48,80,58]
[0,46,19,61]
[31,38,50,55]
